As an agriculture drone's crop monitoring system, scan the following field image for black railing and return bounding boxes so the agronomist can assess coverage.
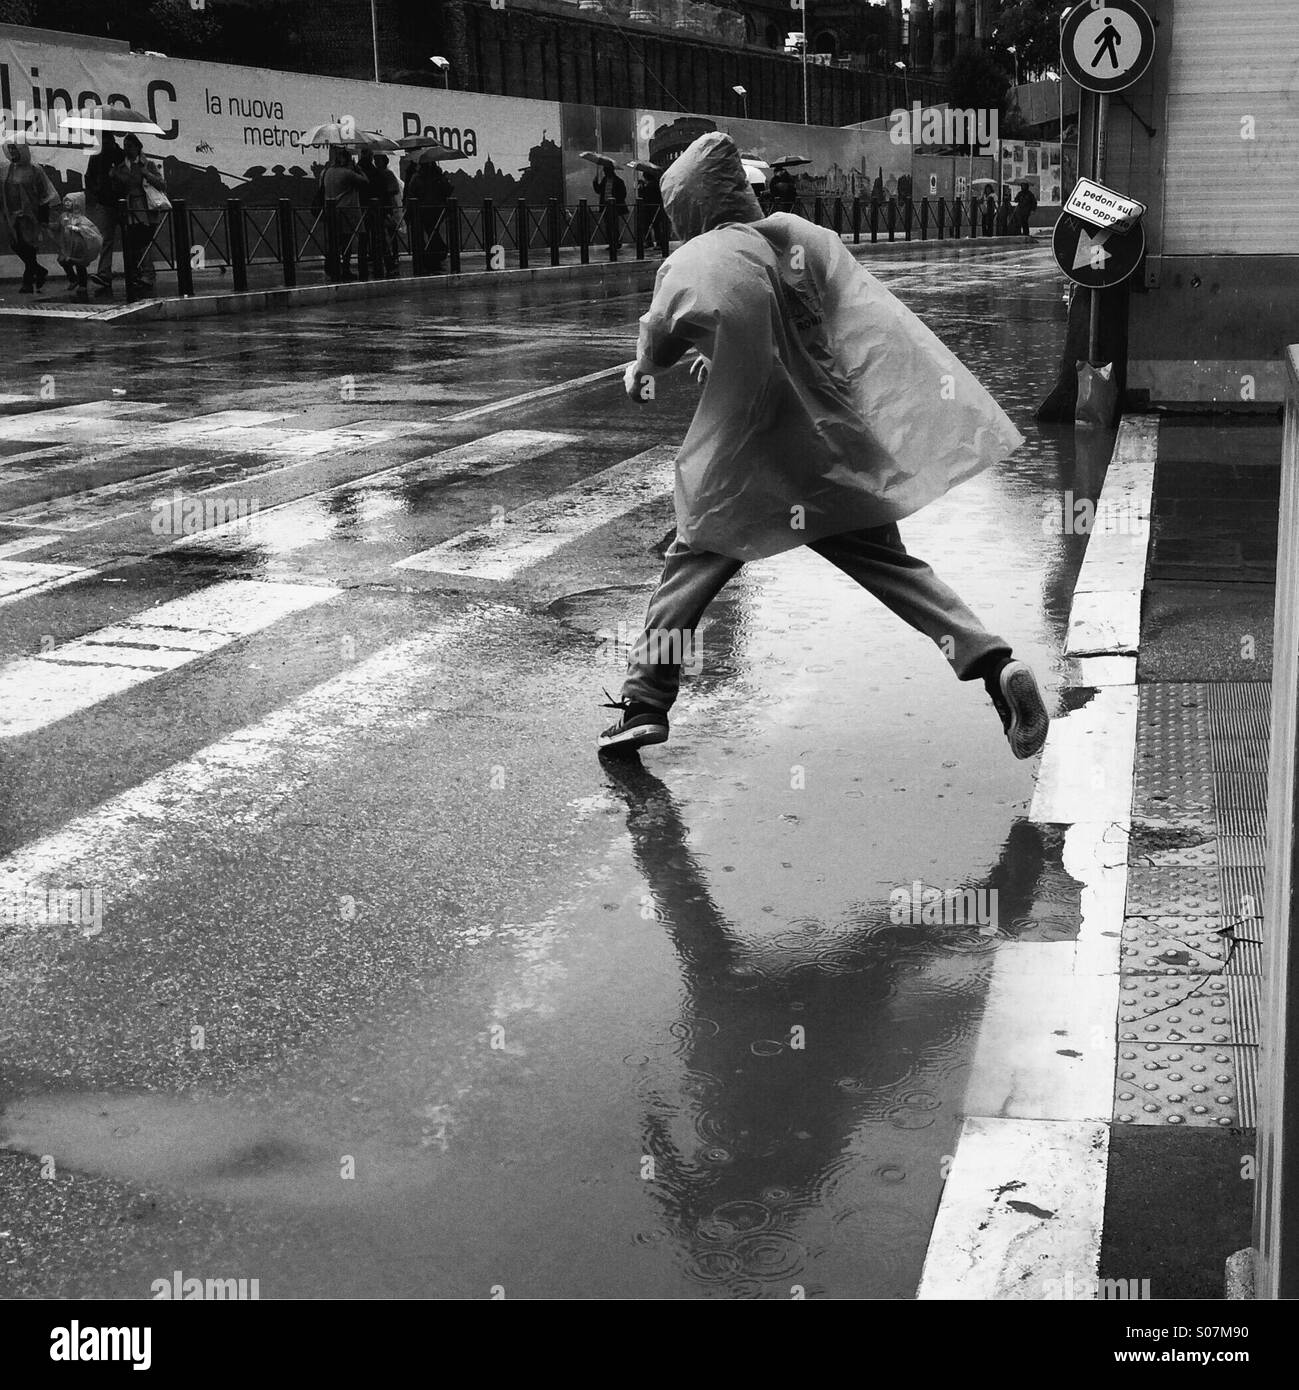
[94,193,1009,300]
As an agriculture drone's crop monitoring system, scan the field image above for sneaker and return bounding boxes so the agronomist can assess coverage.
[598,691,669,755]
[987,659,1049,760]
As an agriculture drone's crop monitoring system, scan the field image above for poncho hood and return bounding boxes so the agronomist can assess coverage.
[660,131,763,243]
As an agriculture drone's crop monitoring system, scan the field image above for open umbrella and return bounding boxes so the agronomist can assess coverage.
[579,151,616,170]
[416,145,471,163]
[303,122,398,150]
[741,158,772,187]
[770,155,811,168]
[970,177,998,188]
[626,160,661,176]
[60,105,166,137]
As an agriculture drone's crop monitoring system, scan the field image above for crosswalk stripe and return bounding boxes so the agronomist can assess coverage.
[395,444,676,581]
[0,615,484,906]
[0,401,168,441]
[0,423,427,533]
[173,430,582,557]
[0,559,97,605]
[0,579,339,738]
[439,364,628,424]
[0,412,300,477]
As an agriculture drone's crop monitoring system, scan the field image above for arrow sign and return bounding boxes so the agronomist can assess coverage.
[1065,176,1148,233]
[1061,0,1156,95]
[1053,213,1145,289]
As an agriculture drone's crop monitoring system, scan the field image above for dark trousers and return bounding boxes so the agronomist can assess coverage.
[10,217,44,286]
[622,525,1011,710]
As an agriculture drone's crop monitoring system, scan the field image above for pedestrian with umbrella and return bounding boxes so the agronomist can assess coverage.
[1,141,60,293]
[767,163,797,213]
[586,154,627,252]
[85,131,124,294]
[58,106,167,297]
[600,133,1049,761]
[402,152,455,274]
[630,161,669,258]
[318,147,370,280]
[110,131,169,298]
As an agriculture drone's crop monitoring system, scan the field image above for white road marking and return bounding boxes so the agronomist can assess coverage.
[0,424,424,533]
[0,579,338,737]
[0,614,485,907]
[0,401,167,441]
[1065,417,1158,657]
[0,559,97,605]
[439,364,628,423]
[396,445,676,580]
[917,1118,1110,1300]
[175,430,582,556]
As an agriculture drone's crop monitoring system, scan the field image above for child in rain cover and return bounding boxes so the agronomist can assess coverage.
[601,131,1049,761]
[57,192,104,302]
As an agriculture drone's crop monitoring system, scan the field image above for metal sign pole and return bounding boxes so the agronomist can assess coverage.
[1087,92,1108,364]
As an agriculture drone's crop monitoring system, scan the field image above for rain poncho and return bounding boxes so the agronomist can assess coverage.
[1,142,60,242]
[58,191,104,266]
[638,132,1024,561]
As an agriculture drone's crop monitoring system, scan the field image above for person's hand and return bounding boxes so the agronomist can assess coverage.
[624,361,656,403]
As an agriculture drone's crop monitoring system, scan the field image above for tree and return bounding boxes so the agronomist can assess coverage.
[991,0,1071,81]
[0,0,34,24]
[149,0,221,48]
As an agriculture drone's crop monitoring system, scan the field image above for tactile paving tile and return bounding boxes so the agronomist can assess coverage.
[1113,1042,1239,1127]
[1117,973,1235,1045]
[1212,739,1269,773]
[1124,866,1221,916]
[1120,915,1228,974]
[1219,836,1266,867]
[1131,840,1219,868]
[1227,974,1261,1047]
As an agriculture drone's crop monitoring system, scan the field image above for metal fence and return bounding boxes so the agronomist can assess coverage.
[100,191,1014,299]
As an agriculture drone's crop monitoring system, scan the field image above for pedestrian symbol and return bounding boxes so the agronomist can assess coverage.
[1061,0,1156,95]
[1092,17,1121,70]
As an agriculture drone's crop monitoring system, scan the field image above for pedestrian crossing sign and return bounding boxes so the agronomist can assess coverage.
[1060,0,1157,95]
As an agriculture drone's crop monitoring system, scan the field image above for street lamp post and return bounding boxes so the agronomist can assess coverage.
[802,2,809,126]
[893,59,909,110]
[370,0,380,83]
[1008,43,1019,88]
[732,84,749,120]
[430,55,450,90]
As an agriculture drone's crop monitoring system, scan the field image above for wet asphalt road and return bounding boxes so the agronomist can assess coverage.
[0,245,1106,1299]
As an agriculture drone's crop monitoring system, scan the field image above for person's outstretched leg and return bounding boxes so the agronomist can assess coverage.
[598,536,742,754]
[810,522,1049,758]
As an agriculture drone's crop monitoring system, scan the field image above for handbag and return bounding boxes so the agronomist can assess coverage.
[143,181,171,212]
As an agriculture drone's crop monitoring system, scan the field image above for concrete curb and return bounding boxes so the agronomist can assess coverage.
[0,234,1040,327]
[918,416,1158,1301]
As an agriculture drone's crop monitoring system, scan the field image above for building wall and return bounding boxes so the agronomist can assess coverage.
[433,1,946,124]
[1107,0,1299,405]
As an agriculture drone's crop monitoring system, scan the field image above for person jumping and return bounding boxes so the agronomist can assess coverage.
[599,132,1049,762]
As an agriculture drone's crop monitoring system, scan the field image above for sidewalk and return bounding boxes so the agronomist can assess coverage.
[919,408,1281,1300]
[0,232,1040,326]
[1099,414,1280,1296]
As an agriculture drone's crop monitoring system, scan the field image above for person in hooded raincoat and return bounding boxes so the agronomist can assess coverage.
[2,141,60,293]
[598,132,1049,761]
